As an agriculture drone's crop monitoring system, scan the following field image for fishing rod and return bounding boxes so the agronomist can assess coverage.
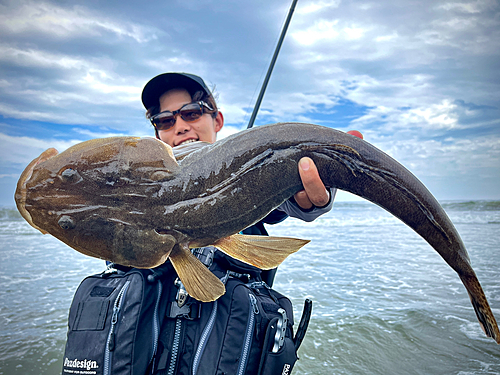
[247,0,298,129]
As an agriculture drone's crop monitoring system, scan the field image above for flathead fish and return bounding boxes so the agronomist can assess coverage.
[15,123,499,343]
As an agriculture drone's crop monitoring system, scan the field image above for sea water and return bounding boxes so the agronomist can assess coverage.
[0,201,499,374]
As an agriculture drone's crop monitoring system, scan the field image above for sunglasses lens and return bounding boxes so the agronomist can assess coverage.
[152,103,208,131]
[180,103,203,122]
[153,113,175,130]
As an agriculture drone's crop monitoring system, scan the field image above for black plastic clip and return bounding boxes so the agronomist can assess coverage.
[191,246,215,267]
[168,302,201,320]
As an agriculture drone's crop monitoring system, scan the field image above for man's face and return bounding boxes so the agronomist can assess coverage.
[157,88,223,147]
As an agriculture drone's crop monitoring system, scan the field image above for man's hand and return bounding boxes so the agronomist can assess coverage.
[294,130,363,210]
[294,157,330,210]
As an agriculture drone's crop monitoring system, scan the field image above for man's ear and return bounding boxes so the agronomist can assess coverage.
[214,112,224,133]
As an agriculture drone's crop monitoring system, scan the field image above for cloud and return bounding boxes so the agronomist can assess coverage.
[0,132,82,167]
[299,0,341,14]
[382,135,499,173]
[0,0,499,203]
[0,174,19,179]
[0,0,160,42]
[0,0,166,132]
[0,43,142,100]
[0,45,90,70]
[217,125,242,140]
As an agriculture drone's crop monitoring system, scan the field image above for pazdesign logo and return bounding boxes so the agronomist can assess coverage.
[64,357,99,371]
[282,363,291,375]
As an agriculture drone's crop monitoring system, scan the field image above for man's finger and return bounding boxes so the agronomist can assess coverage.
[294,190,313,210]
[297,157,330,208]
[347,130,363,139]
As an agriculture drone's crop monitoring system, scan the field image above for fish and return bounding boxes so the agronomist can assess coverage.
[14,122,499,344]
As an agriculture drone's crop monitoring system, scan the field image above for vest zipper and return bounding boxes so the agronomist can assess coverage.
[192,271,228,375]
[192,301,218,375]
[150,278,163,372]
[236,293,259,375]
[104,280,131,375]
[167,318,183,375]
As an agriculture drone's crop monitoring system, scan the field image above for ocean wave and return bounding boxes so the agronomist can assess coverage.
[276,209,500,228]
[441,200,500,212]
[0,207,23,221]
[333,200,500,212]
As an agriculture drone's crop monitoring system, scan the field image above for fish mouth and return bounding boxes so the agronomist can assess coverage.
[14,148,59,234]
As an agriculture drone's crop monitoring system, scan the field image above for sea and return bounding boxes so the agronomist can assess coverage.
[0,200,499,375]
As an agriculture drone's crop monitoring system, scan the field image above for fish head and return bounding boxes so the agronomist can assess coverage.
[15,136,181,268]
[15,147,59,234]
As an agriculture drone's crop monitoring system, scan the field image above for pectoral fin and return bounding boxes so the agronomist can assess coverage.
[213,234,310,270]
[169,243,226,302]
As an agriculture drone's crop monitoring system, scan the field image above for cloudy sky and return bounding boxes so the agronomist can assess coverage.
[1,0,499,206]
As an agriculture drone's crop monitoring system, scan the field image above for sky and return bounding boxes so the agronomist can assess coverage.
[1,0,499,207]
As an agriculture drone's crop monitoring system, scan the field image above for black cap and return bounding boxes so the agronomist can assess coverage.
[141,72,212,109]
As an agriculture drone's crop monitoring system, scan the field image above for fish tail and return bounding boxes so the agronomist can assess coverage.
[460,274,500,344]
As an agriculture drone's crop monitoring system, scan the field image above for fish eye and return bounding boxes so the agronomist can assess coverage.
[58,215,76,230]
[59,168,81,183]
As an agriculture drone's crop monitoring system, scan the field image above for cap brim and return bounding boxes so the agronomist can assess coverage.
[141,72,210,109]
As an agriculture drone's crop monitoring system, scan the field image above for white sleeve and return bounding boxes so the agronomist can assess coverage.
[276,188,336,222]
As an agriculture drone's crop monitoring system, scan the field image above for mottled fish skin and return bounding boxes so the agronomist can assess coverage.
[15,123,499,343]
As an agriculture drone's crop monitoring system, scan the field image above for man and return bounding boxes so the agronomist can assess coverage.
[138,73,365,375]
[142,73,333,213]
[142,72,339,285]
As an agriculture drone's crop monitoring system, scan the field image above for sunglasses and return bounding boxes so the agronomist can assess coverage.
[150,101,215,131]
